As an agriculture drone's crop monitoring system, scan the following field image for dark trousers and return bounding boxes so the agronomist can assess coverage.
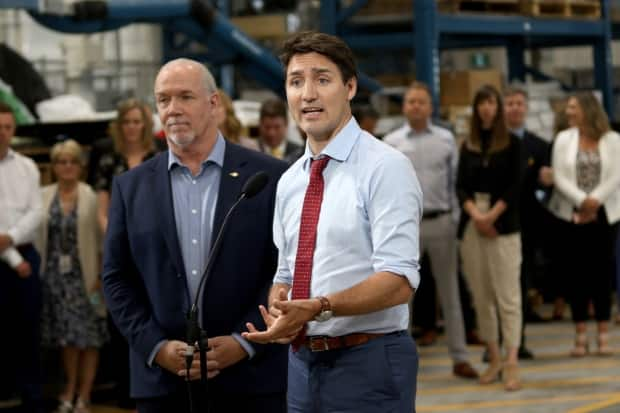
[107,314,133,407]
[0,245,42,413]
[562,210,617,322]
[412,254,437,331]
[135,385,286,413]
[288,331,418,413]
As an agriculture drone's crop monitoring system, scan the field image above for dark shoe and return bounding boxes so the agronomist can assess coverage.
[525,312,547,323]
[453,361,479,379]
[518,346,534,360]
[418,330,437,346]
[466,330,485,346]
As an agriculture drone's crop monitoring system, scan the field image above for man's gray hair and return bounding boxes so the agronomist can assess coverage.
[158,58,217,93]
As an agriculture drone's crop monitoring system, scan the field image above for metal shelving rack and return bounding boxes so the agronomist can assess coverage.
[319,0,614,119]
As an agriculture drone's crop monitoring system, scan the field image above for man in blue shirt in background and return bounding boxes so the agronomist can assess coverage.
[244,31,423,413]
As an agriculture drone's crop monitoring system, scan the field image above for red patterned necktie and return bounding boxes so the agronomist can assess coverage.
[291,156,330,350]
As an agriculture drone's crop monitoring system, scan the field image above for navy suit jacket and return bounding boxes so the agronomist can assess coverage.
[102,142,289,398]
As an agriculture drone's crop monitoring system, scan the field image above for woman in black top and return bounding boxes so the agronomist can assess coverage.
[94,99,157,233]
[457,85,523,391]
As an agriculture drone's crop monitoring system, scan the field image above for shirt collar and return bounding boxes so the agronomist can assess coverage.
[300,116,361,170]
[167,132,226,171]
[406,120,432,136]
[0,148,16,162]
[510,126,525,139]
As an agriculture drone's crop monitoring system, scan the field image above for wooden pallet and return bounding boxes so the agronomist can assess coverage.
[521,0,601,19]
[438,0,523,14]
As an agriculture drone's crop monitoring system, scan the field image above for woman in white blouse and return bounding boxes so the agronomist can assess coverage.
[548,92,620,357]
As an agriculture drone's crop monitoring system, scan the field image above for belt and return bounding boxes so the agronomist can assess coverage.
[422,210,451,220]
[16,243,34,252]
[303,332,386,352]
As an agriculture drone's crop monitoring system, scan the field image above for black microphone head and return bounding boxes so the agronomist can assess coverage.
[241,171,269,199]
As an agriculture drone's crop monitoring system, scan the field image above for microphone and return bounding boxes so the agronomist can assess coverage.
[190,171,269,313]
[185,171,269,411]
[240,171,269,199]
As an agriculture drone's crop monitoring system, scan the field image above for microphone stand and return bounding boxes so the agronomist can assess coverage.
[185,171,268,413]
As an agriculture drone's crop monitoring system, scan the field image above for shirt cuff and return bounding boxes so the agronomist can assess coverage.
[6,228,20,247]
[147,339,168,368]
[232,332,256,359]
[1,247,24,268]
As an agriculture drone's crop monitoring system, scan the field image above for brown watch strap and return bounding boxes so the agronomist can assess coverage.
[316,296,331,314]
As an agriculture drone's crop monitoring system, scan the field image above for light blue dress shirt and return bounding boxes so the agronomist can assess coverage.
[273,117,422,337]
[147,134,253,366]
[384,121,458,216]
[511,126,525,139]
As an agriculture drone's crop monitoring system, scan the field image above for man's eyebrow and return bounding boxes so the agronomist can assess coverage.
[287,67,333,77]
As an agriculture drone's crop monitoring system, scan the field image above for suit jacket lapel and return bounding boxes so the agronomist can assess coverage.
[152,154,186,277]
[212,143,248,242]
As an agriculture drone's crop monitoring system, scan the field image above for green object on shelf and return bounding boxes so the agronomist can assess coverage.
[470,52,490,69]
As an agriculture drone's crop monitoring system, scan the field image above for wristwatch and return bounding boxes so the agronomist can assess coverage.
[313,296,333,322]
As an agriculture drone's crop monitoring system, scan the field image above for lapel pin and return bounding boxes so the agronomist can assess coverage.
[229,171,239,178]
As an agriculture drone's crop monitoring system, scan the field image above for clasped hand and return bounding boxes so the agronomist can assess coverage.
[155,336,248,381]
[573,197,600,224]
[242,288,319,344]
[472,212,498,238]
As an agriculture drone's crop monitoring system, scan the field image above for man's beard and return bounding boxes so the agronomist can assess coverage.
[167,131,196,148]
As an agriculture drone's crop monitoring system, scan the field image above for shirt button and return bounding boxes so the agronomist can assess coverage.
[177,273,182,278]
[192,180,197,185]
[192,209,197,214]
[192,270,197,275]
[192,239,197,244]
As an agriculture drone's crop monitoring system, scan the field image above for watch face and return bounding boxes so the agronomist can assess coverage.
[315,310,333,322]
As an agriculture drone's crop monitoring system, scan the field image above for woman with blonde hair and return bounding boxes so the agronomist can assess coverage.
[214,89,259,150]
[93,98,156,409]
[94,98,156,233]
[457,84,523,391]
[547,92,620,356]
[38,140,107,413]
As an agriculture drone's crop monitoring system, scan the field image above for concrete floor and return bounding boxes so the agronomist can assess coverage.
[3,316,613,413]
[416,319,620,413]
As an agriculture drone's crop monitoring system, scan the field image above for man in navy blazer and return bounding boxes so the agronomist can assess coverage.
[102,58,288,413]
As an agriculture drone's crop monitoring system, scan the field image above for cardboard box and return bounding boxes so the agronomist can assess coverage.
[440,70,503,106]
[231,14,289,39]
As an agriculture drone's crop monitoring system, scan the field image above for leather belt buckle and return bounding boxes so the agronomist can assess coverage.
[308,336,331,352]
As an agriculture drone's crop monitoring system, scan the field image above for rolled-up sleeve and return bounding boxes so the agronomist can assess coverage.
[367,153,422,289]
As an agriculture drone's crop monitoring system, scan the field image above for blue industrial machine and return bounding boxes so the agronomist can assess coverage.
[0,0,382,97]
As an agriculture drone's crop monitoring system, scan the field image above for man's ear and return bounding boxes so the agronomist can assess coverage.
[346,77,358,102]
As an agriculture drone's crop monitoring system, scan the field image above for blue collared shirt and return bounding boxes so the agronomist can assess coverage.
[168,136,224,304]
[147,134,253,366]
[273,117,422,337]
[511,126,525,139]
[384,121,458,216]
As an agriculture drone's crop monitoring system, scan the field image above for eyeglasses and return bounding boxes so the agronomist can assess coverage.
[54,159,80,166]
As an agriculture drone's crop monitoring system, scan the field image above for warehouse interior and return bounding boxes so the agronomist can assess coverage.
[1,1,620,412]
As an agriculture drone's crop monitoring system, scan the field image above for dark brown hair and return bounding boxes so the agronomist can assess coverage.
[468,84,509,153]
[280,31,357,84]
[569,91,610,140]
[260,98,288,122]
[503,85,528,100]
[0,101,14,116]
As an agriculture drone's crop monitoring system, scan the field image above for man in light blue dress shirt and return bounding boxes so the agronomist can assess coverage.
[384,82,478,380]
[243,32,422,412]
